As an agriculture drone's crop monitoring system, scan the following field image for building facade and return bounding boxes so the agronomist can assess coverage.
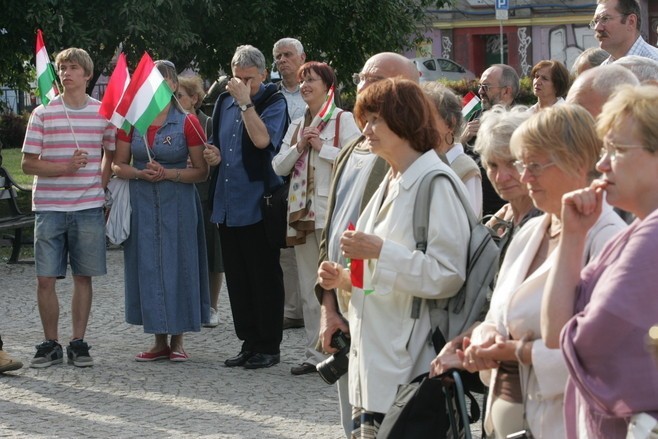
[406,0,657,77]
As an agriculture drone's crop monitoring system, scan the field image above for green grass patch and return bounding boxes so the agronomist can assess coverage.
[1,148,32,188]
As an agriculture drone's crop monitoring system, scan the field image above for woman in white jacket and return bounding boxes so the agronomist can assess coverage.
[318,78,470,438]
[462,105,626,438]
[272,61,360,375]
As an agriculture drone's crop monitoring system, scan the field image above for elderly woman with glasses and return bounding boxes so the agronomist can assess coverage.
[528,60,570,113]
[542,85,658,438]
[460,104,626,438]
[112,60,210,362]
[318,78,470,437]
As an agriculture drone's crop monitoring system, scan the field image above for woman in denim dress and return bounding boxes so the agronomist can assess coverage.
[112,60,210,362]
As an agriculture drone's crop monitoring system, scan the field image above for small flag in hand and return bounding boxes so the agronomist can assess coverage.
[462,91,482,122]
[35,30,58,106]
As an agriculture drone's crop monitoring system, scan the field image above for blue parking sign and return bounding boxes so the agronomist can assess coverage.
[496,0,509,9]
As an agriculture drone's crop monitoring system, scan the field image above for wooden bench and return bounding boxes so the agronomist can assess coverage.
[0,166,34,263]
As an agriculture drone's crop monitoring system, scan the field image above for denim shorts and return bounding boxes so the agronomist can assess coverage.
[34,208,107,278]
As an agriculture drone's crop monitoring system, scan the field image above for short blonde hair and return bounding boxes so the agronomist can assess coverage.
[55,48,94,77]
[597,84,658,153]
[510,104,601,179]
[178,75,206,110]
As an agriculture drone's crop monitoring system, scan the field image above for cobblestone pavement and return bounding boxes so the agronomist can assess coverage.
[0,249,483,438]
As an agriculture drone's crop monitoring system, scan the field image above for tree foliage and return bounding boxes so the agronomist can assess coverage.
[0,0,450,95]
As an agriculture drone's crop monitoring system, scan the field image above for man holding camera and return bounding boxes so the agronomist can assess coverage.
[315,52,419,437]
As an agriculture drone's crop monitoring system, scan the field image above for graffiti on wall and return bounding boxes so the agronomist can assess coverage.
[518,27,532,76]
[442,36,453,60]
[549,25,598,70]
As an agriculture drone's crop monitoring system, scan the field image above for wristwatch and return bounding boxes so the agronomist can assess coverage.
[239,102,254,112]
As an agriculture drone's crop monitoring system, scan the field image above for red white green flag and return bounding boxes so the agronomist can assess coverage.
[99,52,130,130]
[347,223,373,295]
[114,52,172,135]
[461,91,482,121]
[35,30,59,106]
[310,85,336,131]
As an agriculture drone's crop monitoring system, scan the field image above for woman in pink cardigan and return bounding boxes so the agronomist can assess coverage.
[542,84,658,438]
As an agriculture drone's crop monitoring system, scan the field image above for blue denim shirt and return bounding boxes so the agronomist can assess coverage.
[211,84,287,227]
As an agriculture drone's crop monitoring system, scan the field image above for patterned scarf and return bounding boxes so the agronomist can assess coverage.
[287,110,317,246]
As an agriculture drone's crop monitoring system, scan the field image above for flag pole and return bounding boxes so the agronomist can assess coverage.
[171,93,209,149]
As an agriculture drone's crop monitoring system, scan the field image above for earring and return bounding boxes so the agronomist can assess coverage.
[444,132,454,146]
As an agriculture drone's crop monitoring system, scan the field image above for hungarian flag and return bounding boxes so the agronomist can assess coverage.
[35,30,59,106]
[461,91,482,122]
[310,85,336,131]
[346,223,364,289]
[99,52,130,130]
[114,52,172,135]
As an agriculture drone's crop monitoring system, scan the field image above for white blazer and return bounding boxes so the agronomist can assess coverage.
[272,109,360,228]
[474,203,626,437]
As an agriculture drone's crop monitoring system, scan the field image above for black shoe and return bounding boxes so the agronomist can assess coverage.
[67,339,93,367]
[282,318,305,330]
[243,353,280,369]
[290,362,317,376]
[224,351,254,367]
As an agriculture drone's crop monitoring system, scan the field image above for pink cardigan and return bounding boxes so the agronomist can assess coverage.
[561,208,658,438]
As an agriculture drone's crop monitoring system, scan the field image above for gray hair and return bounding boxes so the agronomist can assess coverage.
[571,47,609,77]
[421,82,464,135]
[273,38,304,56]
[474,105,531,168]
[231,45,267,73]
[589,64,640,98]
[493,64,520,99]
[614,55,658,82]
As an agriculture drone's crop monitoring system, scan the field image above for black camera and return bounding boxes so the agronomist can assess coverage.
[316,330,351,385]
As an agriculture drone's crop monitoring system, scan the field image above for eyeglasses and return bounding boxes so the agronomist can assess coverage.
[589,14,628,29]
[513,160,556,176]
[478,83,502,92]
[599,140,646,161]
[155,59,176,70]
[352,73,385,86]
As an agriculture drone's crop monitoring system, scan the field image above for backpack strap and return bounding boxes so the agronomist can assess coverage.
[410,169,478,350]
[333,110,344,147]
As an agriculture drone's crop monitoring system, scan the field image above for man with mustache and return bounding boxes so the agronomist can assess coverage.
[592,0,658,64]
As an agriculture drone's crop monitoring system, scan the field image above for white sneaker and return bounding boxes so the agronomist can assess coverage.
[204,308,220,328]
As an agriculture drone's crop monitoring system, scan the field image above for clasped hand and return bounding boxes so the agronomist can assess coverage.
[297,127,321,153]
[140,160,166,182]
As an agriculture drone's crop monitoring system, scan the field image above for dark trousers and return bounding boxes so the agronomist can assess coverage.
[219,221,284,354]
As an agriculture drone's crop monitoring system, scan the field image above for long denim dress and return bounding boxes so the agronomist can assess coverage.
[123,106,210,334]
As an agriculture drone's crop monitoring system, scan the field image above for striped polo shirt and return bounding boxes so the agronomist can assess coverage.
[22,96,116,212]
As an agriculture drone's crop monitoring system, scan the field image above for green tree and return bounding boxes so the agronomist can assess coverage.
[0,0,450,94]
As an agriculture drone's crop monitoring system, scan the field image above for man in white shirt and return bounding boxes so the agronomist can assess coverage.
[593,0,658,64]
[272,38,307,330]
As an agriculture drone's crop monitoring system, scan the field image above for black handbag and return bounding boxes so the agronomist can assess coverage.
[261,179,289,249]
[377,370,479,439]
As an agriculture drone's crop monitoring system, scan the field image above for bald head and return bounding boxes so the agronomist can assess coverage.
[567,64,639,117]
[357,52,419,93]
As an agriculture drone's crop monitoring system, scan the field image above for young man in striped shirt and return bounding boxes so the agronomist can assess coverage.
[22,47,115,368]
